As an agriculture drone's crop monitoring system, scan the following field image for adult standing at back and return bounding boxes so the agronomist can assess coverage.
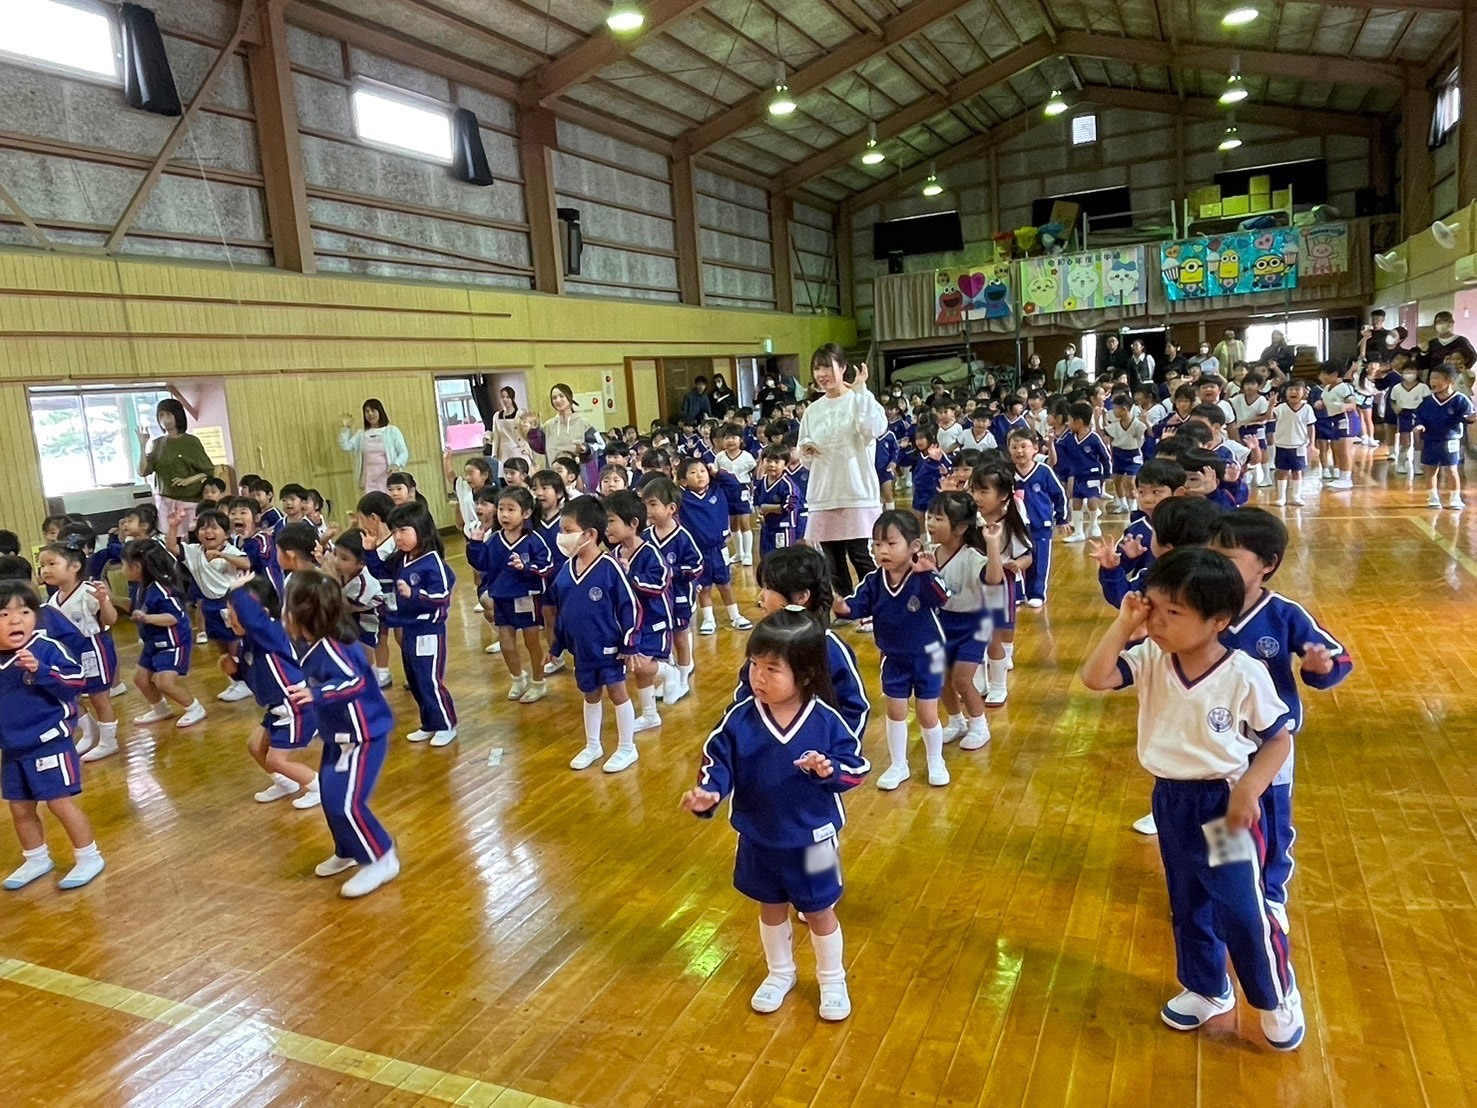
[678,376,713,425]
[708,372,736,417]
[799,344,888,595]
[339,399,408,494]
[1054,343,1086,389]
[1213,327,1246,370]
[136,397,216,532]
[487,386,536,466]
[543,383,601,470]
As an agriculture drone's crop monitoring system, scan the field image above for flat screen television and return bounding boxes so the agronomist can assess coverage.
[872,211,964,259]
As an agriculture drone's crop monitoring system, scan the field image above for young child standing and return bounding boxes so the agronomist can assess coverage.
[715,424,757,567]
[925,492,992,752]
[754,447,799,561]
[467,486,552,704]
[605,490,671,735]
[641,477,700,705]
[531,470,570,674]
[1057,401,1113,541]
[352,492,398,687]
[38,543,120,763]
[124,541,206,728]
[968,468,1033,705]
[1231,374,1273,488]
[0,580,104,891]
[908,429,952,524]
[679,457,753,635]
[1388,363,1431,476]
[683,609,869,1020]
[553,497,641,773]
[168,507,252,704]
[1312,363,1357,489]
[385,502,457,747]
[1105,392,1148,514]
[284,572,399,898]
[1008,429,1068,609]
[1413,364,1476,509]
[834,510,950,790]
[1270,380,1318,507]
[329,528,382,666]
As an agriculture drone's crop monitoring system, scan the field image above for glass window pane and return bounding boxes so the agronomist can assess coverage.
[6,0,118,81]
[84,394,135,486]
[30,395,92,496]
[352,87,453,164]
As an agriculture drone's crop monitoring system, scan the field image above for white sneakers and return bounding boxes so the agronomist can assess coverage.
[175,701,207,728]
[731,615,754,630]
[959,719,991,750]
[1064,530,1086,544]
[217,680,252,702]
[1261,989,1306,1051]
[315,854,357,878]
[406,729,433,743]
[133,702,173,724]
[339,848,399,898]
[984,684,1007,707]
[1025,598,1044,609]
[926,759,950,787]
[1428,490,1443,508]
[818,982,852,1021]
[81,736,119,763]
[1132,812,1158,835]
[699,617,717,635]
[1161,984,1235,1030]
[1450,495,1466,511]
[4,854,55,890]
[484,641,502,654]
[939,717,968,745]
[429,729,457,748]
[507,674,529,701]
[603,746,638,773]
[255,774,300,803]
[291,779,321,809]
[194,631,208,645]
[876,763,910,791]
[632,713,662,734]
[375,669,393,688]
[570,743,602,770]
[543,656,567,675]
[110,682,128,697]
[750,973,796,1014]
[1328,477,1353,490]
[518,680,548,703]
[58,852,105,890]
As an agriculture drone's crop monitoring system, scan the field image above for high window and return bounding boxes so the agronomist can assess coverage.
[2,0,119,82]
[352,82,454,164]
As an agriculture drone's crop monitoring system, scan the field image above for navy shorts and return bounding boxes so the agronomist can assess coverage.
[879,643,946,699]
[1,738,82,802]
[1318,414,1349,440]
[628,628,672,660]
[1273,447,1308,473]
[723,483,753,516]
[1110,448,1142,477]
[1422,438,1463,468]
[1397,410,1418,433]
[264,708,316,750]
[358,624,380,648]
[1075,477,1105,500]
[575,657,628,693]
[696,547,732,588]
[201,598,235,645]
[759,527,793,559]
[733,834,842,913]
[937,609,990,667]
[79,632,118,696]
[1239,427,1267,448]
[670,590,694,630]
[491,595,542,629]
[139,638,190,675]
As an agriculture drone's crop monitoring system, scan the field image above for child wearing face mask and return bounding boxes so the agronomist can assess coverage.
[1388,362,1432,476]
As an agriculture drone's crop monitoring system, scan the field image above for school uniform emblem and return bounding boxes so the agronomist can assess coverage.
[1207,707,1233,733]
[906,596,920,612]
[1255,636,1280,658]
[589,587,603,601]
[409,574,420,586]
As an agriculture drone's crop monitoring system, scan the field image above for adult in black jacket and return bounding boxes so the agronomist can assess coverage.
[678,376,713,424]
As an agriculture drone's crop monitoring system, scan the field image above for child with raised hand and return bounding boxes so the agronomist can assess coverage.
[1105,391,1148,515]
[385,502,457,747]
[329,528,382,665]
[754,446,800,562]
[468,486,553,705]
[925,492,992,752]
[1008,428,1068,609]
[683,608,869,1021]
[442,450,494,537]
[167,506,252,705]
[908,428,952,524]
[641,477,700,704]
[967,466,1033,706]
[1231,373,1273,487]
[284,571,399,899]
[124,540,206,729]
[1079,548,1305,1050]
[604,490,671,734]
[678,456,753,636]
[1057,400,1112,541]
[0,579,104,891]
[1208,509,1351,927]
[37,542,120,762]
[552,496,642,773]
[834,510,950,790]
[1091,458,1186,608]
[351,491,398,687]
[739,545,869,741]
[225,574,320,810]
[1413,363,1477,509]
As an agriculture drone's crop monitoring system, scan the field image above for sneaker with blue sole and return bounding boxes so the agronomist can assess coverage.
[1161,983,1235,1030]
[1260,989,1306,1051]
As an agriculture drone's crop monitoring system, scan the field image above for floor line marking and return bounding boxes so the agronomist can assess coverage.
[0,956,569,1107]
[1405,515,1477,579]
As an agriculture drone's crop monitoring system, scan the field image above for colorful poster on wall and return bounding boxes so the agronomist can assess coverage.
[1018,247,1148,315]
[1159,229,1300,300]
[935,264,1011,326]
[1299,223,1348,277]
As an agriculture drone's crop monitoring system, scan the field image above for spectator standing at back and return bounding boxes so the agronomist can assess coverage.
[1214,328,1246,370]
[1128,340,1156,387]
[1055,343,1086,390]
[680,377,713,424]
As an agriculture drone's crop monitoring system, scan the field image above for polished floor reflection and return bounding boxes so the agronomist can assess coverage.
[2,467,1475,1107]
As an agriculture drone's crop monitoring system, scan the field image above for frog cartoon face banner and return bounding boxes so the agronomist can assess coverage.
[1159,229,1300,301]
[1017,247,1147,315]
[935,265,1012,326]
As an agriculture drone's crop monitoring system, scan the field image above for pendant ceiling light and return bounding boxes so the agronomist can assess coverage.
[922,165,942,197]
[769,61,796,116]
[1220,72,1247,104]
[1219,124,1243,151]
[606,1,644,33]
[1222,6,1259,26]
[861,121,884,165]
[1044,88,1068,116]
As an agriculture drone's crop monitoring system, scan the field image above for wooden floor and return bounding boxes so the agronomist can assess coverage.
[4,453,1477,1107]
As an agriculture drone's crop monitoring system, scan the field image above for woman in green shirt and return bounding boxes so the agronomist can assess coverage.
[136,398,217,531]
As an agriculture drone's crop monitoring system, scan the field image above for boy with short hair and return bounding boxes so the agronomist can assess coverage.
[1079,547,1304,1050]
[1312,362,1357,488]
[641,477,700,704]
[1090,458,1188,607]
[1413,363,1476,509]
[249,479,283,533]
[1270,379,1317,507]
[1057,401,1113,541]
[677,458,752,635]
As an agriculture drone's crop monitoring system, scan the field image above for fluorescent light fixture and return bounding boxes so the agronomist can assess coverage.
[1218,124,1242,151]
[606,2,644,32]
[1222,7,1259,26]
[4,0,119,81]
[1220,73,1248,104]
[1044,89,1068,116]
[861,121,884,164]
[922,167,942,197]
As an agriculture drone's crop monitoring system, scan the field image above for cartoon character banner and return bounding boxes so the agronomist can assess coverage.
[1298,223,1348,277]
[1159,229,1299,300]
[935,265,1012,326]
[1017,247,1148,315]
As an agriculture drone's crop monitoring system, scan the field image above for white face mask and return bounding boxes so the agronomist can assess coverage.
[556,531,587,558]
[1437,323,1454,336]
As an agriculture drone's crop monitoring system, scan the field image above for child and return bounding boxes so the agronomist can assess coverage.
[1079,548,1304,1050]
[279,483,311,527]
[678,457,753,635]
[925,492,993,752]
[228,496,279,593]
[1312,363,1357,489]
[330,528,382,665]
[467,486,551,704]
[605,490,670,734]
[1269,381,1318,507]
[385,502,457,746]
[1057,401,1112,541]
[873,421,899,508]
[1105,392,1148,514]
[641,477,700,705]
[597,465,629,498]
[935,402,967,455]
[962,410,997,453]
[284,571,399,898]
[715,424,757,567]
[1188,406,1249,508]
[387,470,428,507]
[1231,374,1273,487]
[123,541,206,728]
[37,543,120,763]
[1091,459,1189,608]
[1180,448,1229,505]
[502,456,531,488]
[968,467,1033,705]
[552,497,641,772]
[552,456,585,499]
[247,478,283,533]
[834,511,950,790]
[225,575,321,809]
[1208,509,1351,926]
[989,398,1027,454]
[754,446,799,561]
[1413,364,1476,509]
[1008,429,1068,609]
[531,469,569,673]
[683,608,868,1020]
[276,521,322,591]
[166,507,252,705]
[0,580,104,891]
[442,452,495,536]
[1388,363,1431,476]
[352,492,398,687]
[908,429,952,522]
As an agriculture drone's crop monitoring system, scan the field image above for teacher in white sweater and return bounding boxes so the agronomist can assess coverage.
[798,343,888,593]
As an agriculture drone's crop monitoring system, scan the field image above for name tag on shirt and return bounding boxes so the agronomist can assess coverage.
[383,593,398,611]
[34,754,62,772]
[1202,818,1256,867]
[811,821,837,842]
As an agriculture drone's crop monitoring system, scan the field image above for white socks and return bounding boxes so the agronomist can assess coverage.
[614,699,636,753]
[700,605,714,625]
[811,925,845,984]
[582,701,603,755]
[761,919,796,979]
[1003,642,1015,668]
[1071,508,1084,531]
[638,686,657,719]
[885,718,907,771]
[921,724,947,785]
[725,602,741,622]
[987,657,1008,695]
[738,530,753,560]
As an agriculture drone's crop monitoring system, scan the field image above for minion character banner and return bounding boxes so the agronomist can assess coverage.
[1017,246,1148,315]
[1159,229,1299,300]
[934,264,1012,326]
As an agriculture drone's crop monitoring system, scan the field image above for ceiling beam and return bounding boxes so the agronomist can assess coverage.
[519,1,710,108]
[846,117,1032,212]
[775,36,1056,194]
[1307,0,1458,10]
[674,0,977,159]
[1055,30,1406,88]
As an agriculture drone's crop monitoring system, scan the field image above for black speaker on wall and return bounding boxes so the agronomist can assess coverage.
[887,250,904,274]
[557,207,583,276]
[119,3,182,117]
[450,108,494,186]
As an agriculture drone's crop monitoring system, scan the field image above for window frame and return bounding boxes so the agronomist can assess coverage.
[0,0,121,85]
[1431,67,1460,147]
[1070,113,1098,147]
[350,78,456,166]
[28,383,173,498]
[434,375,486,451]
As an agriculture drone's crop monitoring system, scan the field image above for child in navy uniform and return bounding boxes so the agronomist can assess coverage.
[641,477,701,706]
[124,541,206,729]
[684,609,869,1021]
[385,502,457,747]
[37,541,121,763]
[553,497,641,772]
[1057,401,1113,541]
[907,429,952,522]
[285,572,399,899]
[352,492,398,688]
[925,492,993,753]
[330,529,382,665]
[168,507,251,705]
[835,511,950,790]
[1209,509,1352,928]
[753,446,799,560]
[1007,429,1067,608]
[605,491,671,735]
[678,457,753,636]
[1091,459,1188,608]
[468,486,553,705]
[0,580,104,891]
[1413,364,1476,509]
[1080,548,1305,1050]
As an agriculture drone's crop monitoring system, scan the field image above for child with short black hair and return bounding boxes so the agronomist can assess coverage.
[605,490,671,734]
[385,502,457,747]
[329,528,382,665]
[678,457,753,635]
[597,464,629,497]
[468,486,552,704]
[1057,400,1112,541]
[1008,428,1068,608]
[1091,458,1187,607]
[1312,362,1357,488]
[250,479,283,532]
[167,506,252,707]
[754,446,799,561]
[352,491,397,687]
[968,467,1033,704]
[1269,381,1317,507]
[908,428,951,522]
[1105,392,1148,514]
[531,469,569,674]
[1413,364,1476,509]
[36,541,120,762]
[715,423,757,567]
[501,456,531,487]
[124,540,206,728]
[641,476,699,703]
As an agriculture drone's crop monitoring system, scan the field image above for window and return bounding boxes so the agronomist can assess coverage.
[352,82,454,164]
[29,385,171,497]
[2,0,119,81]
[435,377,485,450]
[1431,69,1460,147]
[1244,319,1326,361]
[1071,114,1098,146]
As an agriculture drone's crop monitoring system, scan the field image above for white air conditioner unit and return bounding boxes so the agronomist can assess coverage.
[1455,253,1477,286]
[46,484,154,532]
